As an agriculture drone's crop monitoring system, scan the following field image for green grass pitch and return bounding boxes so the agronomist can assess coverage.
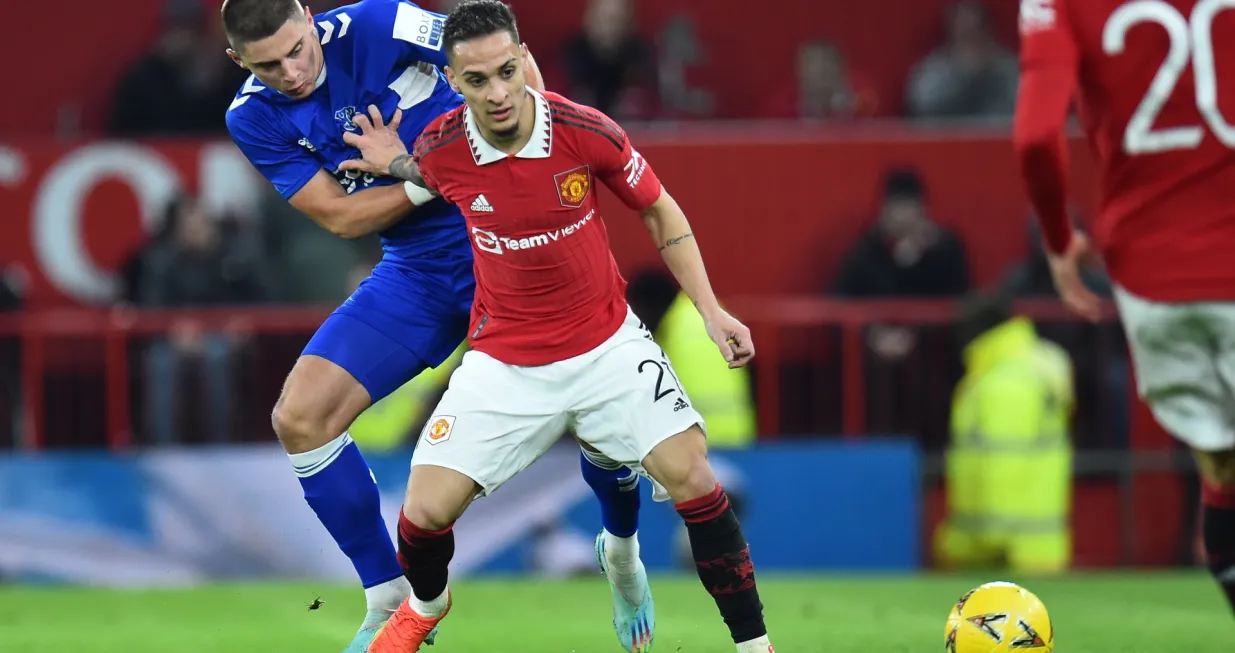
[0,572,1228,652]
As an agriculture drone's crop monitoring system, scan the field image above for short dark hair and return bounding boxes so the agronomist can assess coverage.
[948,0,989,30]
[221,0,303,49]
[443,0,520,61]
[881,167,926,202]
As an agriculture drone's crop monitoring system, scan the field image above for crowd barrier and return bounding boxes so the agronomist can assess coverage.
[0,298,1130,450]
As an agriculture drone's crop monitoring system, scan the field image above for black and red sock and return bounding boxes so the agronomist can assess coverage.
[396,510,455,601]
[676,483,767,643]
[1201,480,1235,613]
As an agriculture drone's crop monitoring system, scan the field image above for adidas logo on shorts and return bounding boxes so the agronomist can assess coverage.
[673,397,689,412]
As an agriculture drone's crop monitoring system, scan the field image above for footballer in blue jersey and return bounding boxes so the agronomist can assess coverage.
[221,1,651,651]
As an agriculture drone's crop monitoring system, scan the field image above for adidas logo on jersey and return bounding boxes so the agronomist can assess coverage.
[471,194,495,212]
[673,397,690,412]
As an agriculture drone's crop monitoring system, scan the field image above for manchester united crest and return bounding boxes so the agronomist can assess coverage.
[554,165,591,208]
[424,415,455,444]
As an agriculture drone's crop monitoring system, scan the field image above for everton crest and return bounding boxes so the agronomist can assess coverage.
[335,106,360,133]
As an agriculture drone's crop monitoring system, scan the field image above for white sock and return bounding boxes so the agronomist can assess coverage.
[603,530,645,600]
[736,634,773,653]
[287,431,353,478]
[407,586,450,618]
[364,576,411,612]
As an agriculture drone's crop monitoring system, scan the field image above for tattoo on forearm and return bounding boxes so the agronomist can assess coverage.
[388,154,422,185]
[659,232,694,251]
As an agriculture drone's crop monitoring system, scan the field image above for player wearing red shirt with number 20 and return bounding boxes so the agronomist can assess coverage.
[1015,0,1235,613]
[340,2,774,652]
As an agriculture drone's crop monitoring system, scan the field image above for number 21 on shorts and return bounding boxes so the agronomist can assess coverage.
[1104,0,1235,154]
[638,355,687,410]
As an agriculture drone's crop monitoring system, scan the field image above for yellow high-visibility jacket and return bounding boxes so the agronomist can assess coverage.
[656,292,757,448]
[936,317,1074,573]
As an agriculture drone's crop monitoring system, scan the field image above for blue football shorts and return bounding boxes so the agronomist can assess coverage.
[302,251,474,402]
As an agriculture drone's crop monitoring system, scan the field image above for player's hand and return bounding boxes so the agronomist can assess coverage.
[704,309,755,368]
[1046,232,1104,323]
[339,104,406,176]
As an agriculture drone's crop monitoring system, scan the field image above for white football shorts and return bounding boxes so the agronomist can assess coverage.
[410,307,706,496]
[1114,285,1235,451]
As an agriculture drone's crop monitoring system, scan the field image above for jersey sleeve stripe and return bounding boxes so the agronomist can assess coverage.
[413,120,465,154]
[413,131,465,161]
[429,120,466,142]
[546,100,622,131]
[547,102,625,142]
[551,116,625,152]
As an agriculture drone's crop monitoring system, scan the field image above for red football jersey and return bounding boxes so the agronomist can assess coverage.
[1015,0,1235,301]
[413,89,664,365]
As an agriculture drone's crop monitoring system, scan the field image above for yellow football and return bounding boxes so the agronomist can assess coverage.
[945,581,1053,652]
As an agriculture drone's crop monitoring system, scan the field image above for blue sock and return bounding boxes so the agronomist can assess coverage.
[289,432,404,588]
[580,448,640,537]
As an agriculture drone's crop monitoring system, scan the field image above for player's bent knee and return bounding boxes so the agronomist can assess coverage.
[641,426,717,501]
[271,402,323,454]
[402,500,464,533]
[271,355,372,454]
[673,458,721,502]
[404,464,480,531]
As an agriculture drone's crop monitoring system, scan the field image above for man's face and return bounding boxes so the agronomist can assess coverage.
[949,3,987,49]
[228,6,322,99]
[880,197,929,240]
[446,31,528,140]
[798,44,843,93]
[585,0,630,49]
[160,25,201,62]
[175,202,219,253]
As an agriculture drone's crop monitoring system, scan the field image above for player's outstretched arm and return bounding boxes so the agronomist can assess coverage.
[1013,0,1101,322]
[288,170,414,239]
[641,189,754,368]
[228,101,417,239]
[1014,0,1079,256]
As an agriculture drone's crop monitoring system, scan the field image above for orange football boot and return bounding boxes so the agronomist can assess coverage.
[367,591,452,653]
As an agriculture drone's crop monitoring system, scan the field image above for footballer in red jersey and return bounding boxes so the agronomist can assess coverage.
[337,2,775,652]
[1014,0,1235,613]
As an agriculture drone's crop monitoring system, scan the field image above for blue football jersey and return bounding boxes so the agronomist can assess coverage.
[226,0,468,260]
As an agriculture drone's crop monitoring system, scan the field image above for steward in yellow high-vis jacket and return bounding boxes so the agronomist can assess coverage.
[935,293,1074,573]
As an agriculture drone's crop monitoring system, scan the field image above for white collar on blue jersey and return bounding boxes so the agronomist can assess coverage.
[313,62,328,91]
[465,87,552,166]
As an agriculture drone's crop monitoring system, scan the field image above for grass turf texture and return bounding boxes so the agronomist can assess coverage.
[0,572,1227,652]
